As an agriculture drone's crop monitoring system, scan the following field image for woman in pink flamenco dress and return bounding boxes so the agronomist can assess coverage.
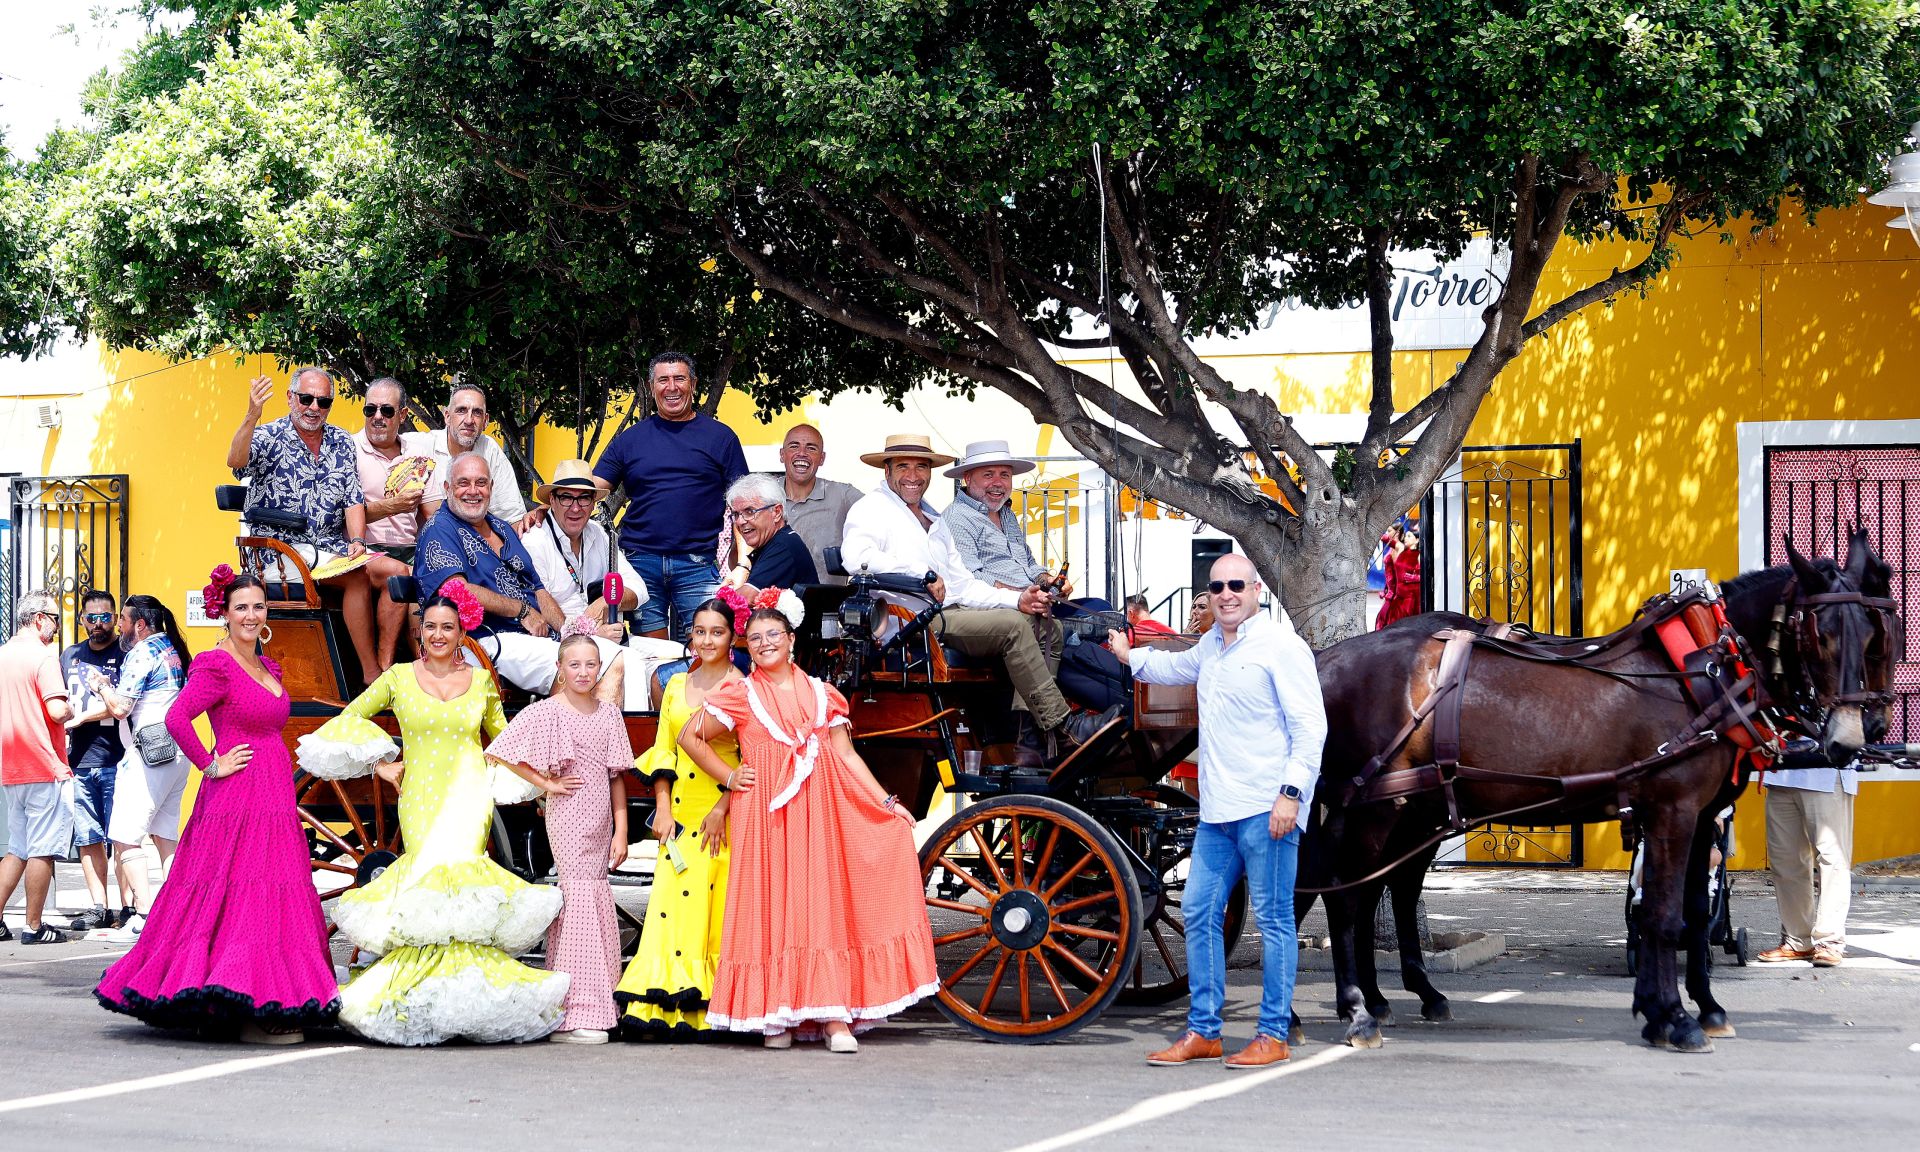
[96,572,339,1043]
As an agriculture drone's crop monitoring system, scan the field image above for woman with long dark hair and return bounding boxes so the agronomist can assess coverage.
[82,593,193,941]
[297,581,567,1045]
[97,569,339,1042]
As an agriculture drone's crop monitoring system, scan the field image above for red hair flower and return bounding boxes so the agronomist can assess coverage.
[202,563,237,619]
[438,578,486,632]
[715,585,751,633]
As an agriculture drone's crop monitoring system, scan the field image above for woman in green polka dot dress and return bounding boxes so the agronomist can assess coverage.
[296,583,568,1045]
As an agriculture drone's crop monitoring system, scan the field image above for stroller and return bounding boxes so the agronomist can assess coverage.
[1623,805,1750,975]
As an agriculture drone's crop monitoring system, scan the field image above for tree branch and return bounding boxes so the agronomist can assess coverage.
[1520,193,1698,340]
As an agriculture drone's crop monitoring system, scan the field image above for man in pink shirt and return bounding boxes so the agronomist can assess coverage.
[0,590,76,944]
[350,377,440,673]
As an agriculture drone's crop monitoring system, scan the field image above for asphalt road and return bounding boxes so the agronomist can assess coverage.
[4,874,1917,1151]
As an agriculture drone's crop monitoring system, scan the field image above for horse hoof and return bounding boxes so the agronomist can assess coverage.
[1344,1023,1384,1050]
[1421,999,1453,1023]
[1699,1011,1736,1039]
[1369,1004,1396,1028]
[1668,1022,1714,1054]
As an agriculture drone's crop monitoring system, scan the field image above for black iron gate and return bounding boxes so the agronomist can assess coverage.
[8,475,130,649]
[1421,441,1584,866]
[1764,445,1919,742]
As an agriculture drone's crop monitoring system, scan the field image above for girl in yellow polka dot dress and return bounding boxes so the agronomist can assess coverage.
[296,583,568,1045]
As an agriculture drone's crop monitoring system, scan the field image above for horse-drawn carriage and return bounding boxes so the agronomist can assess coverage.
[221,487,1224,1044]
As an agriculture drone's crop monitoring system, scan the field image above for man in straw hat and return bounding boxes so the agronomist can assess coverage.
[844,435,1114,760]
[525,459,648,631]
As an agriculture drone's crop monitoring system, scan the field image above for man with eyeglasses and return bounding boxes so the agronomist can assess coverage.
[228,367,384,680]
[0,592,76,944]
[59,590,134,932]
[1109,553,1326,1070]
[406,383,534,530]
[523,459,647,628]
[721,473,818,599]
[350,377,440,672]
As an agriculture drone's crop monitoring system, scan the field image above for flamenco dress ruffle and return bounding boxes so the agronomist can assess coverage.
[297,667,567,1046]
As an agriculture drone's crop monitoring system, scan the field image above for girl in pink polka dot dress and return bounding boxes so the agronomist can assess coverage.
[487,624,633,1044]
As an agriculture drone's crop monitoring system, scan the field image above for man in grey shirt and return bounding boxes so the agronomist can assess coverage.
[776,423,861,586]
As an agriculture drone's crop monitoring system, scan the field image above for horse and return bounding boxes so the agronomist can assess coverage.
[1301,529,1895,1053]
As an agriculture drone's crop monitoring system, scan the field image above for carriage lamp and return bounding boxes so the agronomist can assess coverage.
[1868,121,1920,248]
[839,592,877,640]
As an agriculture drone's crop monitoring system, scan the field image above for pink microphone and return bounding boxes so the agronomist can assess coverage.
[602,572,625,638]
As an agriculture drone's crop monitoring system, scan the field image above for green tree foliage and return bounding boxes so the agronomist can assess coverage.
[0,137,63,359]
[43,6,917,473]
[329,0,1920,639]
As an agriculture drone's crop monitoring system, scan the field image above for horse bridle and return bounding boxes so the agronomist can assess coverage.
[1764,580,1902,735]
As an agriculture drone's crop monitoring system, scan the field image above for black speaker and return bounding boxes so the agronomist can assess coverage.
[1192,539,1233,592]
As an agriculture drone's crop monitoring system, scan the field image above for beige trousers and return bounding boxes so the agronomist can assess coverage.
[934,608,1069,730]
[1764,785,1854,950]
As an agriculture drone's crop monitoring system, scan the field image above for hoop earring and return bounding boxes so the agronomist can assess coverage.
[258,624,274,646]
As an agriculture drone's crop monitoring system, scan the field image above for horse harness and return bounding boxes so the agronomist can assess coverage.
[1338,590,1782,852]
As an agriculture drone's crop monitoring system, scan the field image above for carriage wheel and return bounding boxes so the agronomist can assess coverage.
[298,773,403,935]
[921,795,1142,1043]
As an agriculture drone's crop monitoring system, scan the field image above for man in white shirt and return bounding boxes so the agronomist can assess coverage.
[1111,552,1327,1069]
[842,434,1109,756]
[407,383,534,529]
[522,459,648,632]
[1757,761,1858,966]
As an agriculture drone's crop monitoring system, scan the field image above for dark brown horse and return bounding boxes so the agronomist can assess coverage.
[1302,529,1894,1052]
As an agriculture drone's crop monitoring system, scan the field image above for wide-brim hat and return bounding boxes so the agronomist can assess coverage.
[535,459,612,505]
[859,433,957,469]
[944,439,1037,479]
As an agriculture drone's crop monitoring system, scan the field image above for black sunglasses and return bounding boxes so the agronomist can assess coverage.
[1207,579,1250,594]
[362,403,398,418]
[293,393,334,410]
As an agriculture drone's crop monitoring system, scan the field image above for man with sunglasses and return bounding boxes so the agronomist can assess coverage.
[1110,553,1326,1070]
[228,367,383,680]
[524,459,646,627]
[351,377,442,672]
[59,590,133,931]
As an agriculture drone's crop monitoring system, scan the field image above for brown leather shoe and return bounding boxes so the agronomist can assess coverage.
[1755,944,1814,963]
[1145,1031,1223,1066]
[1225,1034,1291,1069]
[1811,943,1844,967]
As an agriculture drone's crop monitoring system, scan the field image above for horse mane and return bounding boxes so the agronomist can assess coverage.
[1719,556,1841,603]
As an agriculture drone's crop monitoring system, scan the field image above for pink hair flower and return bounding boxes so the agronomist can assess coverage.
[203,563,238,619]
[716,585,751,633]
[438,578,486,632]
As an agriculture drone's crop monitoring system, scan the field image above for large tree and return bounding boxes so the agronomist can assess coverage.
[329,0,1919,642]
[42,6,922,475]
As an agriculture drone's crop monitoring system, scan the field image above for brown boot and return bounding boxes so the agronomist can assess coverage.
[1145,1031,1223,1066]
[1224,1034,1291,1069]
[1755,944,1813,963]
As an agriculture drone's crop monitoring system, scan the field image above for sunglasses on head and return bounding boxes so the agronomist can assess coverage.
[362,403,397,418]
[1207,579,1250,594]
[293,393,334,410]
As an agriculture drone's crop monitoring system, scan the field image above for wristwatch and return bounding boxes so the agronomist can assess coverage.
[1278,784,1304,802]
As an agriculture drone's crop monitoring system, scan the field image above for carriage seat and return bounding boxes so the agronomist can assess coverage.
[218,484,325,608]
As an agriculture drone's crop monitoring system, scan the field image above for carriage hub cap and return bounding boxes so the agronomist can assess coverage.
[990,890,1050,951]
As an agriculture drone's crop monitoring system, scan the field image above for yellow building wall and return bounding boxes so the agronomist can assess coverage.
[2,199,1914,868]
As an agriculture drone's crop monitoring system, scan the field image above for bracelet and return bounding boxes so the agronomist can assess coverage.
[516,603,529,622]
[723,770,736,790]
[882,793,898,810]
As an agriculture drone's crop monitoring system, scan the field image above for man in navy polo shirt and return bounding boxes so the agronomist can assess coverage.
[721,473,819,598]
[593,352,749,638]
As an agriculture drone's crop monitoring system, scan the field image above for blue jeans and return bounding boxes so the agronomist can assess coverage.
[69,743,120,848]
[630,551,721,638]
[1185,814,1301,1041]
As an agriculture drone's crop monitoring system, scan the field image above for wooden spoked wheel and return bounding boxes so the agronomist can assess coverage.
[298,773,403,934]
[1068,785,1248,1006]
[920,795,1143,1044]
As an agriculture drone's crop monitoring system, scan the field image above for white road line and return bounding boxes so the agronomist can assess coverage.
[1475,989,1524,1004]
[0,950,130,970]
[0,1047,355,1115]
[1000,1046,1357,1152]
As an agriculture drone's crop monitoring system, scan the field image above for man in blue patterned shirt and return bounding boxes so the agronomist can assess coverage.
[226,368,382,681]
[416,453,628,701]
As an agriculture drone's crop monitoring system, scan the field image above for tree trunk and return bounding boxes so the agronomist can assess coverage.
[1242,505,1375,650]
